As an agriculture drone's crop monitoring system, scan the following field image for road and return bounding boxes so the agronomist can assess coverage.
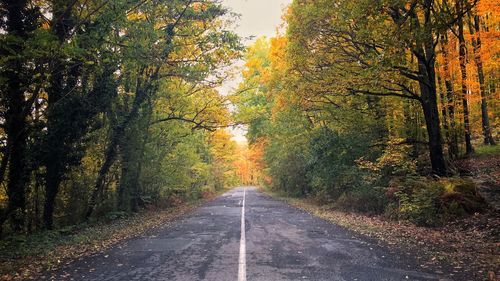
[45,187,446,281]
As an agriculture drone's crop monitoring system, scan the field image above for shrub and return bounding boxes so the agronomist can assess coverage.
[441,178,486,214]
[308,128,374,198]
[334,186,387,215]
[395,182,444,226]
[104,211,128,222]
[389,177,486,226]
[200,185,216,199]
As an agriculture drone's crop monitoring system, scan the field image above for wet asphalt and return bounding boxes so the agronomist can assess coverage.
[43,187,448,281]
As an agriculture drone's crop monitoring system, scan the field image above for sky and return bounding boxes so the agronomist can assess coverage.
[222,0,291,42]
[220,0,292,143]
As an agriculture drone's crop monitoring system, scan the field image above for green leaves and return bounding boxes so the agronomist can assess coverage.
[0,0,243,232]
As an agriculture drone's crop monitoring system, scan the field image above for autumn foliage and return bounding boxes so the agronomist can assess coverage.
[0,0,243,234]
[233,0,498,224]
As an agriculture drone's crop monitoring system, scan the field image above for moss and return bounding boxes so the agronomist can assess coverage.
[475,145,500,156]
[391,177,486,226]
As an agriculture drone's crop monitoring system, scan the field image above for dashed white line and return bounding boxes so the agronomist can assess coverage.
[238,187,247,281]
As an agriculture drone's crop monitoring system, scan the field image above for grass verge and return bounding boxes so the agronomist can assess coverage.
[475,144,500,156]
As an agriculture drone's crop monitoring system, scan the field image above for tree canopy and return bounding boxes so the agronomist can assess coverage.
[0,0,244,233]
[233,0,498,223]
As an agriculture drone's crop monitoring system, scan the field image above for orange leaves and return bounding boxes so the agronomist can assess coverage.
[477,0,500,16]
[248,138,266,172]
[475,0,500,75]
[269,37,288,73]
[230,138,268,185]
[435,0,499,140]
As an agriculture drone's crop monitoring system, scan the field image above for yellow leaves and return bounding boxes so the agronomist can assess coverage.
[38,90,48,101]
[127,12,146,21]
[210,129,236,157]
[208,129,241,186]
[272,92,288,116]
[192,2,202,11]
[242,37,271,82]
[229,138,268,185]
[269,36,287,71]
[0,190,6,202]
[239,35,297,124]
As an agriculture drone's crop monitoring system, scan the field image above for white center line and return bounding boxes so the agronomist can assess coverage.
[238,187,247,281]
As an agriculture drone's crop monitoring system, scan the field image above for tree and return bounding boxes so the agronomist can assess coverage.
[437,34,460,159]
[42,0,131,229]
[454,0,475,155]
[0,0,40,232]
[468,11,496,145]
[85,0,241,219]
[283,0,484,175]
[0,0,242,234]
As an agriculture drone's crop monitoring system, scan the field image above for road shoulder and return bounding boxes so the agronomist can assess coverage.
[0,189,230,281]
[262,189,499,281]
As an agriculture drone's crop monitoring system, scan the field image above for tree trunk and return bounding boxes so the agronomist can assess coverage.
[43,3,73,229]
[86,127,122,219]
[457,6,474,155]
[43,160,63,229]
[469,14,495,145]
[418,74,447,176]
[5,119,28,232]
[118,116,150,212]
[0,152,9,188]
[440,37,459,159]
[86,85,151,219]
[86,23,173,219]
[2,0,30,232]
[43,56,65,229]
[415,1,447,176]
[437,73,453,159]
[396,1,447,175]
[132,105,153,211]
[117,130,139,212]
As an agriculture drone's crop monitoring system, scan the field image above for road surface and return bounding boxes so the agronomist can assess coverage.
[45,187,446,281]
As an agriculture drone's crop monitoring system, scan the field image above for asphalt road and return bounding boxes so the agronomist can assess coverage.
[45,187,447,281]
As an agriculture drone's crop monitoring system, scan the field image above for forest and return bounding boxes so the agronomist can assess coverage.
[234,0,498,226]
[0,0,498,279]
[0,0,245,235]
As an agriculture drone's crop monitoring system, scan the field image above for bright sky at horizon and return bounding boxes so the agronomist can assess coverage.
[221,0,292,143]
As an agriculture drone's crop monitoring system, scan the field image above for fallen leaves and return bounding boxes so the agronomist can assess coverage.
[0,191,224,281]
[267,191,500,281]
